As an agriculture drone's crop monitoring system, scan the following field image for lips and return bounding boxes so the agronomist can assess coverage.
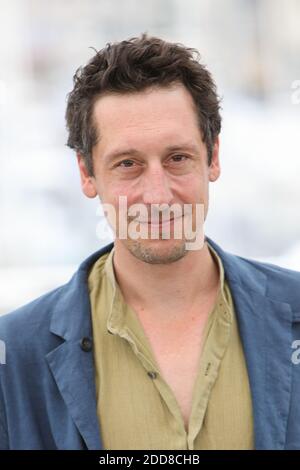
[137,216,182,225]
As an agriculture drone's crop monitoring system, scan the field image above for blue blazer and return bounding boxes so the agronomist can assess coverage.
[0,236,300,450]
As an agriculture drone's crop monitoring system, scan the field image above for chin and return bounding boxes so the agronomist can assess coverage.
[124,237,188,265]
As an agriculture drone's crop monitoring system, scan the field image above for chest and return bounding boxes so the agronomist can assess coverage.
[138,309,213,429]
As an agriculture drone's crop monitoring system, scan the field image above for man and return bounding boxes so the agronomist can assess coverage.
[0,34,300,450]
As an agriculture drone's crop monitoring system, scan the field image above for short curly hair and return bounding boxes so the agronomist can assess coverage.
[65,33,222,176]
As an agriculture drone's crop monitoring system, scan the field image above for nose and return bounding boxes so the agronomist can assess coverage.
[142,163,173,205]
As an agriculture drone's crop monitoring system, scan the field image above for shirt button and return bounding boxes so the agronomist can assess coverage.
[80,337,93,352]
[204,362,211,376]
[147,371,157,380]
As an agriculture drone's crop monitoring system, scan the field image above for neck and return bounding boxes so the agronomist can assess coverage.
[112,238,220,323]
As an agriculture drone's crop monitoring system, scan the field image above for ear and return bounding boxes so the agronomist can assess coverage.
[76,153,98,198]
[208,137,221,182]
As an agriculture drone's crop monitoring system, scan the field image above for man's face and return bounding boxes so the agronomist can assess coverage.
[78,83,220,264]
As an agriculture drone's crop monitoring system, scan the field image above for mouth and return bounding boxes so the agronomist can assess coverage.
[137,216,182,226]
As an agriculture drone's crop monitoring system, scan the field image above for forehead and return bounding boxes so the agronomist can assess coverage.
[92,84,200,139]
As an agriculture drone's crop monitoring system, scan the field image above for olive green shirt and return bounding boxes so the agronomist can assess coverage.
[88,242,254,450]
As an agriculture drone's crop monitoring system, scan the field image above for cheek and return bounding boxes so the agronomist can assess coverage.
[175,173,207,202]
[102,182,138,213]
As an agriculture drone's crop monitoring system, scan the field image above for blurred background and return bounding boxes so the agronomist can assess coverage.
[0,0,300,314]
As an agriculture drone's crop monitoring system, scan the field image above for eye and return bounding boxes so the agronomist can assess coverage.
[117,159,135,168]
[170,154,188,163]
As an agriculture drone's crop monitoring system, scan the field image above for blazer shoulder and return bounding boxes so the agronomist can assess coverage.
[235,254,300,305]
[240,255,300,279]
[239,255,300,282]
[208,236,300,293]
[0,244,113,355]
[0,283,66,353]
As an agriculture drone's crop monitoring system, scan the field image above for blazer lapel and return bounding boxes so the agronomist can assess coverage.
[207,236,294,449]
[45,244,113,450]
[46,339,102,450]
[229,283,293,449]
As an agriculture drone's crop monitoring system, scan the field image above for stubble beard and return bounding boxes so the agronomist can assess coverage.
[125,238,188,265]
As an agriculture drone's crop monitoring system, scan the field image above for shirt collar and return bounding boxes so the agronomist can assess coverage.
[104,241,230,335]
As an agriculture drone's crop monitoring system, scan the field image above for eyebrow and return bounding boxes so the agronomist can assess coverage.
[104,143,200,163]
